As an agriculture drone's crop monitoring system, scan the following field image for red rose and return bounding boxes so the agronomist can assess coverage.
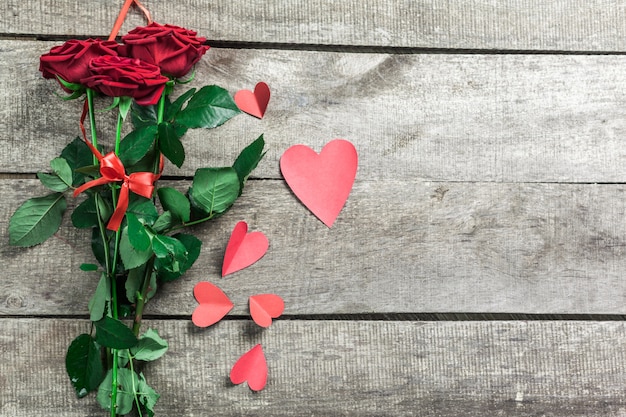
[39,39,119,89]
[81,56,169,106]
[120,22,209,78]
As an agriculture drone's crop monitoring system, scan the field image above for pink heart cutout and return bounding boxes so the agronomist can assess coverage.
[280,139,358,227]
[234,82,270,119]
[192,282,234,328]
[222,221,269,277]
[230,344,268,391]
[250,294,285,328]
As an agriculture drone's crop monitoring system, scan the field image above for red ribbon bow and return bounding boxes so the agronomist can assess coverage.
[74,140,161,231]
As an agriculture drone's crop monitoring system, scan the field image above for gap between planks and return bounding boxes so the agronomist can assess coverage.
[4,313,626,322]
[6,33,626,56]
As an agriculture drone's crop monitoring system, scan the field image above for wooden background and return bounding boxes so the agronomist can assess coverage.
[2,1,626,415]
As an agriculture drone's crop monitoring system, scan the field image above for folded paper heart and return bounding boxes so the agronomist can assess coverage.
[230,344,268,391]
[222,221,269,277]
[234,82,270,119]
[191,282,234,327]
[249,294,285,328]
[280,139,358,227]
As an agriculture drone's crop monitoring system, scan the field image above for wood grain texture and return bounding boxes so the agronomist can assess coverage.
[2,0,626,51]
[3,41,626,183]
[3,179,626,316]
[1,318,626,416]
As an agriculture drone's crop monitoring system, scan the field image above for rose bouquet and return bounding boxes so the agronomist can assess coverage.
[9,3,264,416]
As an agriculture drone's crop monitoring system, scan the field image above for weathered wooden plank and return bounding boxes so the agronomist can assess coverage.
[3,0,626,51]
[3,42,626,182]
[3,178,626,316]
[1,318,625,416]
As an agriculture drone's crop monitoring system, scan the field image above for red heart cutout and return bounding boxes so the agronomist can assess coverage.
[280,139,358,227]
[234,82,270,119]
[250,294,285,328]
[222,221,269,277]
[191,282,234,327]
[230,344,268,391]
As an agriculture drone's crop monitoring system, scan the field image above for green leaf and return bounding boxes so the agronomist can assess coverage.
[131,328,168,362]
[36,172,68,192]
[125,146,159,174]
[80,263,99,271]
[165,88,196,121]
[175,85,240,129]
[91,228,107,268]
[96,368,138,415]
[233,134,266,193]
[56,75,83,92]
[38,158,72,192]
[125,266,144,303]
[65,334,105,398]
[146,270,157,301]
[116,348,130,368]
[51,157,73,186]
[9,193,66,247]
[74,164,100,177]
[131,101,158,130]
[138,373,160,417]
[151,234,188,274]
[118,96,132,120]
[127,212,151,252]
[120,226,153,269]
[157,187,190,222]
[188,167,240,216]
[94,316,138,349]
[158,122,185,168]
[57,89,85,101]
[90,226,123,272]
[118,125,158,166]
[156,233,201,282]
[152,211,175,233]
[60,137,92,185]
[126,198,159,225]
[88,272,110,322]
[71,194,99,229]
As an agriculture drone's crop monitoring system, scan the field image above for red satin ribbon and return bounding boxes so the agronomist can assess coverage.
[108,0,153,41]
[74,139,161,231]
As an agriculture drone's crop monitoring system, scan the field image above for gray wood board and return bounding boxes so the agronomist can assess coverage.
[1,318,626,416]
[3,0,626,51]
[3,41,626,183]
[3,179,626,316]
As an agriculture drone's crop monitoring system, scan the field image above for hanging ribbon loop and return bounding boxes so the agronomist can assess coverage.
[74,140,160,231]
[108,0,153,41]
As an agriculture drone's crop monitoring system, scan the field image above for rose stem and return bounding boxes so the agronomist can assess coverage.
[133,92,167,337]
[108,108,126,417]
[86,89,98,165]
[87,90,115,371]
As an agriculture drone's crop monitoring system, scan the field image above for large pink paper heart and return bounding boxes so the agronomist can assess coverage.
[249,294,285,328]
[222,221,269,277]
[280,139,358,227]
[234,82,270,119]
[230,344,268,391]
[192,282,234,328]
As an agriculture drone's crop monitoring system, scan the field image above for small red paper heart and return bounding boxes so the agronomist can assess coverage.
[280,139,358,227]
[234,82,270,119]
[230,344,268,391]
[222,221,269,277]
[250,294,285,328]
[191,282,234,327]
